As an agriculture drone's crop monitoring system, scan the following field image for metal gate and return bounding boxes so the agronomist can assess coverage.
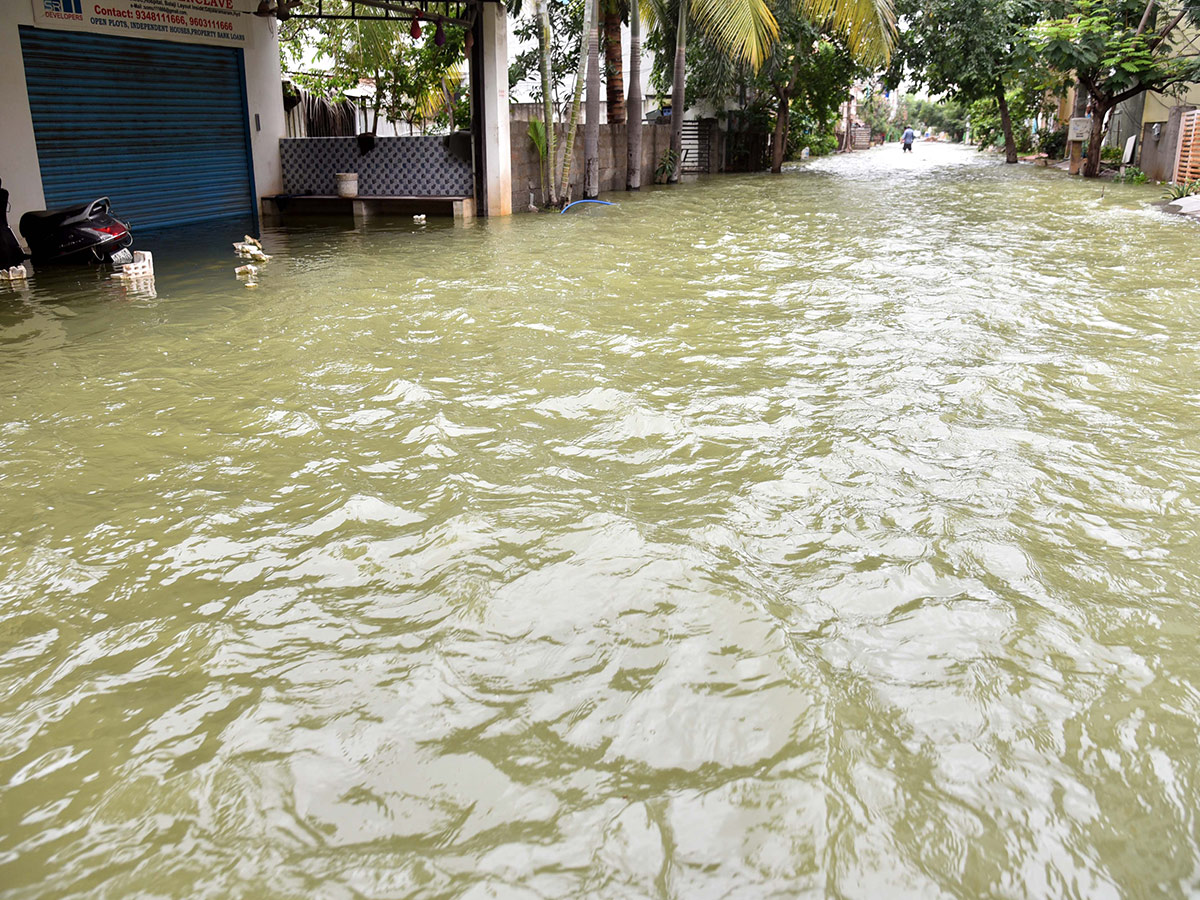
[680,120,712,174]
[19,27,255,230]
[723,130,769,172]
[1175,110,1200,184]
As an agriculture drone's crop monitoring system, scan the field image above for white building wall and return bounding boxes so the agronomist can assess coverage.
[0,0,284,229]
[243,18,286,204]
[0,0,47,227]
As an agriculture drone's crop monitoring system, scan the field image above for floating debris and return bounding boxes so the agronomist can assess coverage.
[1,264,28,281]
[111,251,154,281]
[235,263,259,277]
[233,242,271,261]
[413,214,426,224]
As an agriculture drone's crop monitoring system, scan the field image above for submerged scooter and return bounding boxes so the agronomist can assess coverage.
[3,178,134,267]
[21,197,134,266]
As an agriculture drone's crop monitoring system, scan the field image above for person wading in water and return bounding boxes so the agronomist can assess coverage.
[901,125,915,153]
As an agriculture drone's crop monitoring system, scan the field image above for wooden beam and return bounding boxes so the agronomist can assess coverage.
[291,0,473,25]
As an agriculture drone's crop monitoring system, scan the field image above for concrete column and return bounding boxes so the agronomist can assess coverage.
[479,2,512,216]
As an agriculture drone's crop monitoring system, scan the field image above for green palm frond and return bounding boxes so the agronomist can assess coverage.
[639,0,672,44]
[649,0,894,70]
[690,0,780,67]
[796,0,896,64]
[414,65,463,120]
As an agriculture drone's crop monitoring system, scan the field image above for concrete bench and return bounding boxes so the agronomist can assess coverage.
[263,194,475,224]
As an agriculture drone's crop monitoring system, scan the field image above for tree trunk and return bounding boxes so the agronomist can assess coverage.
[536,0,557,206]
[371,70,381,135]
[558,0,597,202]
[585,0,601,198]
[1073,80,1088,118]
[995,81,1018,164]
[1083,103,1108,178]
[669,0,687,183]
[604,8,625,124]
[626,0,642,190]
[771,92,789,173]
[442,76,456,133]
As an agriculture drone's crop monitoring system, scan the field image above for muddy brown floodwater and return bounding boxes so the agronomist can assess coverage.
[3,142,1200,898]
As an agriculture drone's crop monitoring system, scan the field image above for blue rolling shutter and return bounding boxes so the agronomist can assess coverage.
[19,27,254,230]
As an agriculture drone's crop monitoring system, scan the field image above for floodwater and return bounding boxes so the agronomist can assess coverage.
[2,142,1200,899]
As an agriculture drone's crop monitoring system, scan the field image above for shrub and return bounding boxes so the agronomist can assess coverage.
[655,148,679,184]
[800,130,839,157]
[1038,126,1067,159]
[1113,166,1149,184]
[1163,180,1199,200]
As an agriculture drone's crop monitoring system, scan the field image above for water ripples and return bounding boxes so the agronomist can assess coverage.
[2,143,1200,898]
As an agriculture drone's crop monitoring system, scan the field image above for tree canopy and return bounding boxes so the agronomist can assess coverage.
[1031,0,1200,175]
[280,14,467,135]
[885,0,1045,161]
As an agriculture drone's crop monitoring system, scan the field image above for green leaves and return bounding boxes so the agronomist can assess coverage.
[1025,0,1200,175]
[678,0,895,71]
[889,0,1041,103]
[280,11,467,134]
[798,0,897,64]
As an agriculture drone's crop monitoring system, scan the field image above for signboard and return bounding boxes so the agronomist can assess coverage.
[32,0,251,46]
[1123,135,1138,166]
[1068,117,1092,142]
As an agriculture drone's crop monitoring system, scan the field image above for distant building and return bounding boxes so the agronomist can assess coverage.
[1137,81,1200,182]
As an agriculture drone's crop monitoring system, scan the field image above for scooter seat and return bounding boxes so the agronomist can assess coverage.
[20,203,92,238]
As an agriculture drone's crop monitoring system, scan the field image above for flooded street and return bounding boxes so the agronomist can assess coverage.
[3,142,1200,898]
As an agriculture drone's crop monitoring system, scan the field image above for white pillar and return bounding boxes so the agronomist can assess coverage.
[480,2,512,216]
[0,0,47,231]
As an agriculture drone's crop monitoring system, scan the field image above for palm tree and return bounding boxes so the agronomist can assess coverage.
[603,0,628,124]
[627,0,643,188]
[585,0,601,197]
[650,0,897,181]
[533,0,558,206]
[559,0,599,201]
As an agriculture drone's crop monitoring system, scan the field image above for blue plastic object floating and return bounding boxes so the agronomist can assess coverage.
[560,199,616,214]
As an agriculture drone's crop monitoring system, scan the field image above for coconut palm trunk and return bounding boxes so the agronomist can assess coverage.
[669,0,687,183]
[627,0,643,189]
[604,3,626,124]
[585,0,601,198]
[559,0,599,202]
[535,0,558,206]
